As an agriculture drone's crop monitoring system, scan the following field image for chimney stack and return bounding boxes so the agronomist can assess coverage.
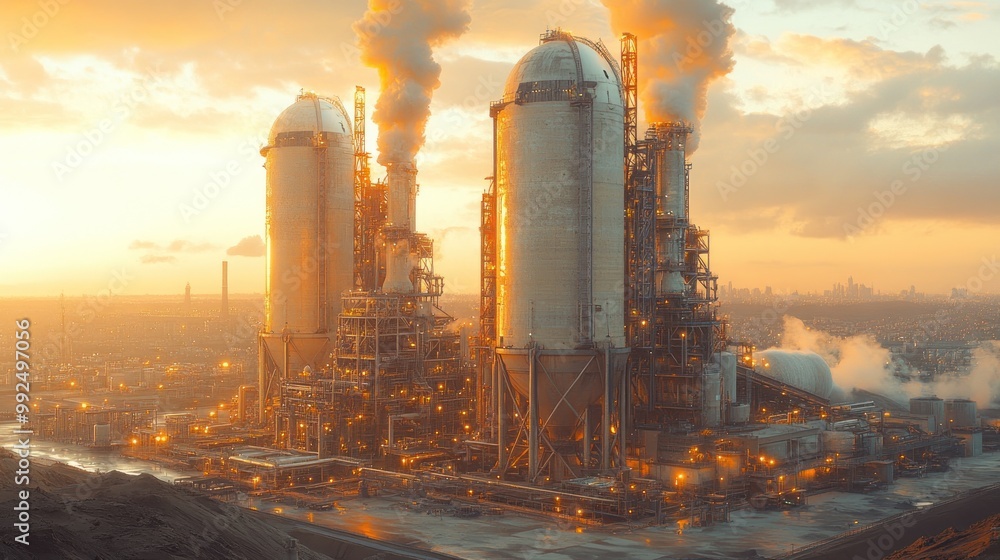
[221,261,229,320]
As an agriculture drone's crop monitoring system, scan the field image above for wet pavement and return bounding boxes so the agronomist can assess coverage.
[6,424,1000,559]
[257,453,1000,559]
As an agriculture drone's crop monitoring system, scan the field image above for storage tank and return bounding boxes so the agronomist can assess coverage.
[261,92,354,333]
[945,399,978,428]
[728,404,751,424]
[717,351,738,405]
[910,397,945,434]
[703,363,722,427]
[493,31,627,480]
[821,430,856,455]
[756,350,834,399]
[93,424,111,447]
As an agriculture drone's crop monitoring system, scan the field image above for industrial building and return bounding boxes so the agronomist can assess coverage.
[255,88,472,464]
[215,30,983,524]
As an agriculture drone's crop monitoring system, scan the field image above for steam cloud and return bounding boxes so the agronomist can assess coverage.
[353,0,472,166]
[601,0,736,152]
[772,316,1000,408]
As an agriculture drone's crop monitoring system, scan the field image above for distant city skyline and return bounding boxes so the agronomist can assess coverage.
[720,276,920,299]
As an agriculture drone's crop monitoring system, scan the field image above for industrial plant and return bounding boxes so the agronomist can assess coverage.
[224,29,988,525]
[24,29,996,535]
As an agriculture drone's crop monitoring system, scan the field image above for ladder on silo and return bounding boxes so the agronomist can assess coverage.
[567,35,594,345]
[312,97,329,333]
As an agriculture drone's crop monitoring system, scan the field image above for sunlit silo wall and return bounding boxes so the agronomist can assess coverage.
[495,33,625,350]
[261,93,354,333]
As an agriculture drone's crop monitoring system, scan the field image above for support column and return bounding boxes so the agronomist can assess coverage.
[495,354,505,479]
[620,353,630,471]
[528,347,539,481]
[316,410,323,459]
[602,346,612,471]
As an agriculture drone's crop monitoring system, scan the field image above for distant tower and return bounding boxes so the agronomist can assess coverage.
[60,292,71,364]
[184,282,192,311]
[221,262,229,320]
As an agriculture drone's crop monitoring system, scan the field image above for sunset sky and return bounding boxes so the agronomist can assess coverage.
[1,0,998,298]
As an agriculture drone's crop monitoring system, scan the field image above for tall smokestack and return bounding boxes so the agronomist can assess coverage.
[651,122,691,293]
[383,161,417,293]
[353,0,472,293]
[602,0,735,152]
[221,261,229,320]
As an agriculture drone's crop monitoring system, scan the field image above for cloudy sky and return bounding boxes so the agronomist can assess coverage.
[1,0,998,298]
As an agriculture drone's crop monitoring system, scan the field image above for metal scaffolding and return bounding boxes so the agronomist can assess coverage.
[265,86,472,463]
[620,38,724,431]
[478,177,497,437]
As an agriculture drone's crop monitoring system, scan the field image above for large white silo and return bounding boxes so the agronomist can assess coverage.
[258,92,354,423]
[492,31,628,481]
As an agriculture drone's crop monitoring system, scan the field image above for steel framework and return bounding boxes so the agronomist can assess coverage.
[266,87,471,462]
[478,177,497,436]
[620,38,724,431]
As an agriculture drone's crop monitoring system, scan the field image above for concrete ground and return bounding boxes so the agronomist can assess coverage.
[7,425,1000,560]
[258,453,1000,560]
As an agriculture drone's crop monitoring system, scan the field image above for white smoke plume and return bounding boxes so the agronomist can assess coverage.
[769,316,899,399]
[928,342,1000,406]
[772,316,1000,408]
[353,0,472,166]
[601,0,736,152]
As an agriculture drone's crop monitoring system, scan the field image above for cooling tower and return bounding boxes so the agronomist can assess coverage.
[756,350,834,399]
[492,31,627,480]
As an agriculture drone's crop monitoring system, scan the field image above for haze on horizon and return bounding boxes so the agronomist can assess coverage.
[1,0,998,299]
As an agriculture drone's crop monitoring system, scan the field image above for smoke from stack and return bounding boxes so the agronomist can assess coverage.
[353,0,472,166]
[601,0,735,152]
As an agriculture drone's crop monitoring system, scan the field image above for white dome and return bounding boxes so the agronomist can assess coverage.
[503,34,622,107]
[268,93,351,145]
[757,350,834,399]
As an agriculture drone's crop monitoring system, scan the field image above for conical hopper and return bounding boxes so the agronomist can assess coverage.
[499,348,627,441]
[260,332,331,378]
